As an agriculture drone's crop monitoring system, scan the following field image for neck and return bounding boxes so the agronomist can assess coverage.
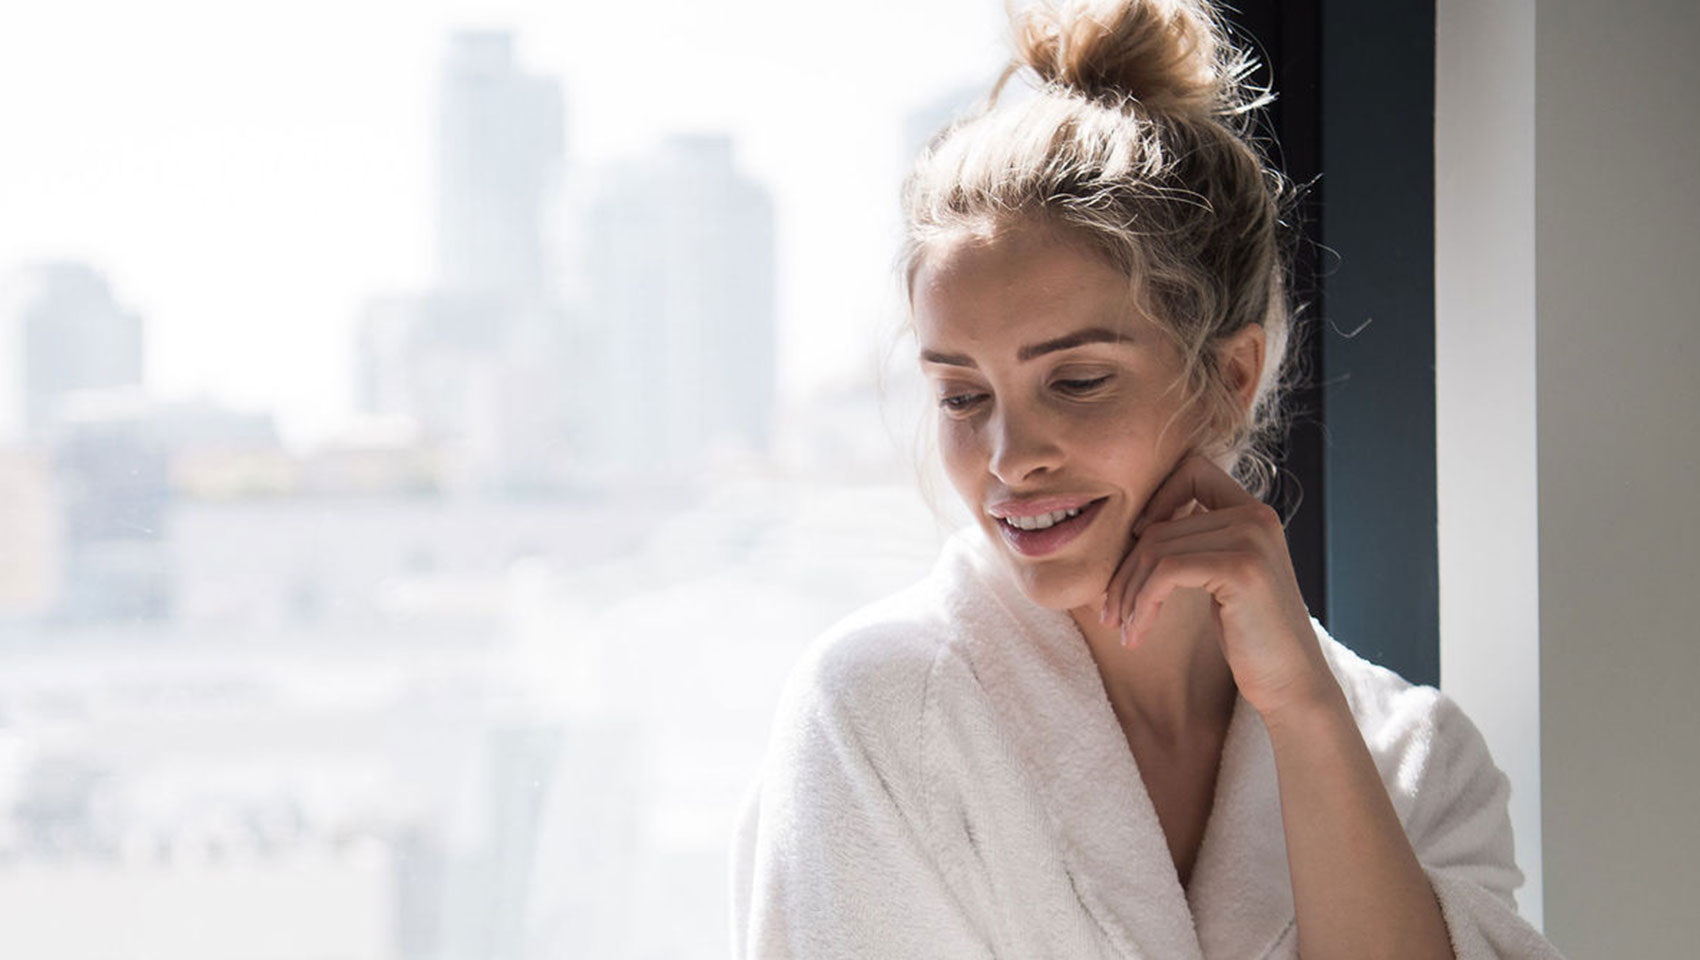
[1069,586,1237,747]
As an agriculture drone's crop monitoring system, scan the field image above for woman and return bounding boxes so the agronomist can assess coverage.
[730,1,1564,957]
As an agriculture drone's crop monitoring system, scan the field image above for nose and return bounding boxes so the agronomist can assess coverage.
[987,405,1064,486]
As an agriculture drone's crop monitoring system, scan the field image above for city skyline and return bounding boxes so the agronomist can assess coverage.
[0,0,1007,451]
[0,7,1004,955]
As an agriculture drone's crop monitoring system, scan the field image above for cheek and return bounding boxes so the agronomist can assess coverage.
[1069,409,1147,471]
[1088,393,1187,463]
[935,416,980,470]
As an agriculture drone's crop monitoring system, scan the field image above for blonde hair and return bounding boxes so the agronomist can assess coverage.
[899,0,1297,499]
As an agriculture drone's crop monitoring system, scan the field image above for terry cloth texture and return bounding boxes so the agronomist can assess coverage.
[729,524,1565,959]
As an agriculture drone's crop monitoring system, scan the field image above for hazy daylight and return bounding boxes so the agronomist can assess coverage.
[0,1,1004,956]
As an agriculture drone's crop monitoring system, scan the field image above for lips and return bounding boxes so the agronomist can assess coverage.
[993,497,1107,557]
[988,494,1100,519]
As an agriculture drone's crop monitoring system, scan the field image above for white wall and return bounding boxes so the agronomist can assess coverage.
[1440,2,1700,950]
[1434,0,1544,932]
[1534,0,1700,954]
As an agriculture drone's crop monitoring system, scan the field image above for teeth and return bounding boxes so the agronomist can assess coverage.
[1002,506,1082,531]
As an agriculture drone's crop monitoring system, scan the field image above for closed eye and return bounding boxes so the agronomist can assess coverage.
[1055,375,1111,395]
[938,392,986,412]
[939,376,1111,412]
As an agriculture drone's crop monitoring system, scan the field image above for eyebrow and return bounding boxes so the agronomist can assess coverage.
[919,326,1134,368]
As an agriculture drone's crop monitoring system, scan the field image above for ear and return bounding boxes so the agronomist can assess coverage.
[1218,323,1266,419]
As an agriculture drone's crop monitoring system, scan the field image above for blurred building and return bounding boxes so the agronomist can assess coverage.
[356,291,581,498]
[50,393,173,625]
[44,390,283,626]
[437,30,565,306]
[0,262,144,446]
[585,134,776,479]
[367,33,782,494]
[521,718,643,960]
[0,449,62,620]
[168,492,670,636]
[358,32,583,498]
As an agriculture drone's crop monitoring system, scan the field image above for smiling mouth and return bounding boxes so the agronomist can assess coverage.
[994,497,1108,557]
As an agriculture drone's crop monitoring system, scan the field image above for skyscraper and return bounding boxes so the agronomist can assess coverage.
[356,290,579,496]
[585,134,776,478]
[436,31,565,306]
[0,262,145,444]
[358,31,578,497]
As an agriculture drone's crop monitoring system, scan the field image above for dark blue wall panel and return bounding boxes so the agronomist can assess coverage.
[1319,0,1438,686]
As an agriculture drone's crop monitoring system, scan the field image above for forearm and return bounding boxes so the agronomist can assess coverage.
[1263,689,1455,960]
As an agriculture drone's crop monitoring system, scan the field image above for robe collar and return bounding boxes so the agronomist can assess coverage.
[937,525,1296,960]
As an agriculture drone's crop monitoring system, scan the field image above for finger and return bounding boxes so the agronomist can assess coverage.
[1117,526,1255,627]
[1128,504,1283,569]
[1108,481,1230,626]
[1133,455,1258,537]
[1102,538,1145,624]
[1126,550,1252,644]
[1109,501,1268,628]
[1116,548,1154,627]
[1116,504,1272,626]
[1171,498,1205,521]
[1126,504,1248,547]
[1123,600,1161,648]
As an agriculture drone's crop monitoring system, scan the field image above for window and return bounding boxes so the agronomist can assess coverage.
[0,3,1004,957]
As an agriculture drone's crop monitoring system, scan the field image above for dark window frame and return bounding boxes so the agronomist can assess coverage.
[1230,0,1439,686]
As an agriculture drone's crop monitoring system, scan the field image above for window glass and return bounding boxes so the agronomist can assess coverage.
[0,2,1001,956]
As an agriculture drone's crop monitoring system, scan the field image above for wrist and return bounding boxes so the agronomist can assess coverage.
[1259,677,1353,740]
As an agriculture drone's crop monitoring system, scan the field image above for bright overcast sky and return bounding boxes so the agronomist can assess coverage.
[0,0,1006,448]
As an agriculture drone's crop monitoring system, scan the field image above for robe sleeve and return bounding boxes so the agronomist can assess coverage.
[1406,694,1568,959]
[728,631,996,960]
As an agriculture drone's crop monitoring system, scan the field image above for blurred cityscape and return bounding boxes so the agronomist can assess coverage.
[0,29,970,960]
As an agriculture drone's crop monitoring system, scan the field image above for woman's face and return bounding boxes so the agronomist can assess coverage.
[912,222,1205,612]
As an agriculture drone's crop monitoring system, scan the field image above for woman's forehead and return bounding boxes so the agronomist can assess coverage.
[912,227,1144,353]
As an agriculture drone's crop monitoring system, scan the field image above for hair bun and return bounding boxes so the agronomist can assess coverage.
[1011,0,1256,116]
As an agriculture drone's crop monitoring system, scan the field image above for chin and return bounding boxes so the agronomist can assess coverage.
[1000,554,1109,614]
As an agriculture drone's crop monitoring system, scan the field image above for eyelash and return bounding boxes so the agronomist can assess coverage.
[937,376,1112,412]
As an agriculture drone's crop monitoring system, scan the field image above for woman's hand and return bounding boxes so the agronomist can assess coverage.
[1098,453,1340,722]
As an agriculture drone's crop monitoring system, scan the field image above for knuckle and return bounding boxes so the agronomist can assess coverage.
[1230,551,1261,580]
[1150,553,1182,581]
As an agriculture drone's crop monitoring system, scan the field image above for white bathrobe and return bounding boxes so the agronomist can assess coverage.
[729,524,1564,959]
